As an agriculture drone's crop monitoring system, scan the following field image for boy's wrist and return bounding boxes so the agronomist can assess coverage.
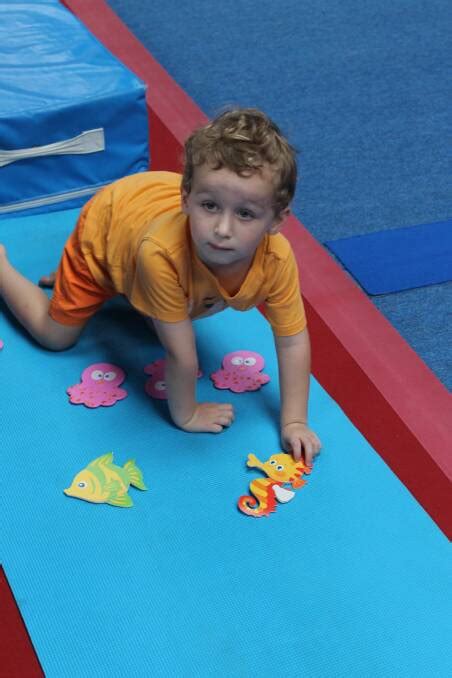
[168,397,197,428]
[281,419,308,428]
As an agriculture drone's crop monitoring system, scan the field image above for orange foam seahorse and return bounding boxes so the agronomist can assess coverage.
[238,452,311,517]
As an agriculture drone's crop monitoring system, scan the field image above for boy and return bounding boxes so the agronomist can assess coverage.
[0,108,321,464]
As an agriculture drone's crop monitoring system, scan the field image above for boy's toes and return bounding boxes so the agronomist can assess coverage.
[38,272,57,288]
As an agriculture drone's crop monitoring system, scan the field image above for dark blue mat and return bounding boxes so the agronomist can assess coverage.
[325,220,452,294]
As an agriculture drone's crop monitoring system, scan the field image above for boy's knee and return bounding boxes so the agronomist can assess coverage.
[40,316,84,351]
[43,335,78,351]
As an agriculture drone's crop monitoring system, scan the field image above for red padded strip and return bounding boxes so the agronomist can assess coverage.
[0,566,44,678]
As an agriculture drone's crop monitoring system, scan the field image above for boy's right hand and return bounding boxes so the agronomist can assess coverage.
[150,318,233,433]
[179,402,234,433]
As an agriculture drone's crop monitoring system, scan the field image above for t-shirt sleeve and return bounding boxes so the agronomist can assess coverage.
[263,247,307,336]
[127,240,189,322]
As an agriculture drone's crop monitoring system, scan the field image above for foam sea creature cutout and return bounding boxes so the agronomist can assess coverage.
[67,362,127,408]
[0,339,3,349]
[143,358,168,400]
[144,358,202,399]
[64,453,147,507]
[210,350,270,393]
[238,453,311,517]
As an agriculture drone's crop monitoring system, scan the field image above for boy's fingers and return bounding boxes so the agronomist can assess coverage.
[303,440,315,466]
[281,427,321,465]
[218,407,234,424]
[210,403,233,413]
[291,439,302,461]
[210,423,223,433]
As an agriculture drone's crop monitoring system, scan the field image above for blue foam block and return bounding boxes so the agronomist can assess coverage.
[0,0,149,218]
[325,220,452,294]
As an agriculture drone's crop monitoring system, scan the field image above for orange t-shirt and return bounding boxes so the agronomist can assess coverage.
[79,171,306,336]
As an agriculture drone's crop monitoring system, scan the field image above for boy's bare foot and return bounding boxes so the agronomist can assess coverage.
[38,271,56,288]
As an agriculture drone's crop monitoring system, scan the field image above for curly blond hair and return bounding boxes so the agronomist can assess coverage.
[182,108,297,214]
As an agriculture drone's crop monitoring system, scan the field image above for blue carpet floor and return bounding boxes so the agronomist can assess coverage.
[105,0,452,389]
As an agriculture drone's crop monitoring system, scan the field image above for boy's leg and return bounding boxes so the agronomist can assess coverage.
[0,245,84,350]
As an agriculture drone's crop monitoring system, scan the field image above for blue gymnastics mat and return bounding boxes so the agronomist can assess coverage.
[325,220,452,294]
[1,210,451,678]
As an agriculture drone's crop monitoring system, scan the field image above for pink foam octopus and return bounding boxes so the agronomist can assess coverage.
[210,350,270,393]
[67,362,128,408]
[144,358,203,399]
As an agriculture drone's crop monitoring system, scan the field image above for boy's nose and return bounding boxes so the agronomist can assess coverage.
[215,213,233,238]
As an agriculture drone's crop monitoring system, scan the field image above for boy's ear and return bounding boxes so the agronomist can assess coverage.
[181,188,189,213]
[269,207,290,234]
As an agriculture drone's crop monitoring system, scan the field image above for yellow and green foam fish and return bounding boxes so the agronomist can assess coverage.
[64,453,147,507]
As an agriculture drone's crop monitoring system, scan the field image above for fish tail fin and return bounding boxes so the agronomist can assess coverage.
[124,460,147,490]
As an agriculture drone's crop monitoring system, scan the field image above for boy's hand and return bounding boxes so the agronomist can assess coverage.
[179,402,234,433]
[281,422,321,466]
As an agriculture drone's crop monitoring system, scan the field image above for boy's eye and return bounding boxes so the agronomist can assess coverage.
[201,201,218,212]
[237,209,255,220]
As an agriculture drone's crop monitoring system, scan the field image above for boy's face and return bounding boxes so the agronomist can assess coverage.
[182,164,289,274]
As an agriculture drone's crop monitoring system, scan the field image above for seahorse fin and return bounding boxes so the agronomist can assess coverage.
[273,485,295,503]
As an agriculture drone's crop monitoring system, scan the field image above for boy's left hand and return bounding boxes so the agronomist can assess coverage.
[281,422,321,467]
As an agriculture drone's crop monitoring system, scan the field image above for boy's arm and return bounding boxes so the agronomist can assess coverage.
[274,328,321,465]
[151,317,234,433]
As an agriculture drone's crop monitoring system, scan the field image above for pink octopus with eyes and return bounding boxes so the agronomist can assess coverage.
[143,359,167,400]
[144,358,202,400]
[210,350,270,393]
[67,362,128,408]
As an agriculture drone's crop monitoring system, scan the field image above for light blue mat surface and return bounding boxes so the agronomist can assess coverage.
[1,210,450,677]
[326,220,452,294]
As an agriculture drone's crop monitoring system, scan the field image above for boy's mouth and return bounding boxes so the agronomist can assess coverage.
[209,242,233,251]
